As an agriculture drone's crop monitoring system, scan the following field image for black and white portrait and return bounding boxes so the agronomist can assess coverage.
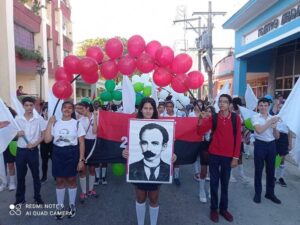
[127,119,175,184]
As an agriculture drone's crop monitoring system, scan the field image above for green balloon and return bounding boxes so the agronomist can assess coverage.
[134,82,144,93]
[112,90,122,101]
[105,80,116,92]
[100,91,113,102]
[81,97,92,104]
[275,154,282,168]
[135,93,143,105]
[9,141,17,157]
[244,118,254,131]
[143,86,152,97]
[112,163,125,176]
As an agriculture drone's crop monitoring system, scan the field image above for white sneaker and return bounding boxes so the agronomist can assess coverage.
[0,184,5,192]
[9,183,16,191]
[199,189,207,203]
[238,175,250,184]
[230,176,237,183]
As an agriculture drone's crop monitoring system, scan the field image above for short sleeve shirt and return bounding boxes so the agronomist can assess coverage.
[251,114,275,142]
[79,116,96,140]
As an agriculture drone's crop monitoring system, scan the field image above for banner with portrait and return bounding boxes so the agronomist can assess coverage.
[126,119,175,184]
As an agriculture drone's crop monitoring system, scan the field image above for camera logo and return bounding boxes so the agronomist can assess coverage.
[9,204,22,216]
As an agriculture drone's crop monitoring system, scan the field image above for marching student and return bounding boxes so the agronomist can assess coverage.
[198,94,242,223]
[251,97,281,204]
[78,102,99,203]
[14,97,45,205]
[44,101,86,219]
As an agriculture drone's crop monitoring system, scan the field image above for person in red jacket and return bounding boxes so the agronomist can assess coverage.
[197,94,241,223]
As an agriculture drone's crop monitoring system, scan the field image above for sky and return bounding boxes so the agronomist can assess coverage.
[70,0,248,66]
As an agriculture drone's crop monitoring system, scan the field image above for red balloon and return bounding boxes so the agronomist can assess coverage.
[155,46,174,66]
[63,55,80,75]
[127,35,146,58]
[145,40,161,58]
[153,67,173,87]
[81,72,99,84]
[100,60,119,79]
[79,57,98,75]
[55,67,73,82]
[117,54,136,76]
[52,80,73,100]
[136,53,155,73]
[171,73,189,93]
[171,53,193,74]
[86,46,104,64]
[105,38,124,59]
[187,71,204,89]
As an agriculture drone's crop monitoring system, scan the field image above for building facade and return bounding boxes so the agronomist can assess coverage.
[223,0,300,98]
[0,0,73,105]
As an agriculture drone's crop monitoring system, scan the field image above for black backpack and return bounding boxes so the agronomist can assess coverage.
[211,112,238,152]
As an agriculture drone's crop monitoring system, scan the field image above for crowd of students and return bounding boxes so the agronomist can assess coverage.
[0,92,293,224]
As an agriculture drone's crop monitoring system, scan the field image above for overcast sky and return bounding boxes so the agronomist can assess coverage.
[71,0,248,65]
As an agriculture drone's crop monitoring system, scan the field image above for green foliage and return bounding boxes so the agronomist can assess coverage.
[15,47,44,63]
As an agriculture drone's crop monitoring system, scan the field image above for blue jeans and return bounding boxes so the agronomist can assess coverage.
[254,139,276,197]
[15,147,41,202]
[209,154,232,211]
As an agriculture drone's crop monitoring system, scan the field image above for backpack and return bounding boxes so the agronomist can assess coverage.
[211,112,238,151]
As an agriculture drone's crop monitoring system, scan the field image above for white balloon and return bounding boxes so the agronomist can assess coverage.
[132,75,141,84]
[178,94,185,102]
[141,74,150,83]
[103,101,109,105]
[181,96,190,107]
[176,101,184,110]
[113,100,122,105]
[144,81,152,87]
[159,90,169,100]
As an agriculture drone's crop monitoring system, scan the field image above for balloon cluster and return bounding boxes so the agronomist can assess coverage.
[158,87,191,110]
[100,80,122,103]
[132,74,152,105]
[52,35,205,100]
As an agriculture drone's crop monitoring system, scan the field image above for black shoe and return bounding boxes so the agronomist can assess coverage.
[278,178,287,187]
[174,178,181,186]
[55,206,65,220]
[14,200,26,206]
[67,204,76,218]
[35,198,44,205]
[101,177,108,185]
[253,194,261,203]
[265,194,281,204]
[40,177,47,184]
[94,177,100,186]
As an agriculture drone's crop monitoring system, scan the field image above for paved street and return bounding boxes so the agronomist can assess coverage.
[1,148,300,225]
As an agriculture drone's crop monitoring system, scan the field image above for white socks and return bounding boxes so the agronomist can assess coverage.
[279,165,285,178]
[174,167,180,179]
[89,175,95,191]
[101,167,107,178]
[9,175,15,185]
[238,164,245,177]
[56,188,65,207]
[199,179,207,203]
[68,188,77,206]
[193,156,200,174]
[149,206,159,225]
[95,167,100,178]
[136,201,146,225]
[79,177,87,194]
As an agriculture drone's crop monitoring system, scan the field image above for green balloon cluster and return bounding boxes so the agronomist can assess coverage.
[112,163,125,176]
[100,80,122,102]
[134,82,144,92]
[142,86,152,97]
[81,97,92,104]
[9,141,17,157]
[244,118,254,131]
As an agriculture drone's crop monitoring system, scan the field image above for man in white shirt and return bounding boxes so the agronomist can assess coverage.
[251,97,280,204]
[15,97,46,205]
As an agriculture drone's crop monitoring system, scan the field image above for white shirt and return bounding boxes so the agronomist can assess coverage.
[160,112,176,117]
[52,119,86,147]
[251,113,275,142]
[16,114,46,148]
[79,116,96,140]
[276,121,289,134]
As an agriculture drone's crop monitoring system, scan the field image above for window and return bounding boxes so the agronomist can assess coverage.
[14,24,34,50]
[275,55,284,77]
[284,53,294,76]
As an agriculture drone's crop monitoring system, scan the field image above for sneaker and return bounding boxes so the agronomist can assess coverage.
[174,178,181,186]
[205,176,210,181]
[67,204,76,218]
[55,206,65,220]
[193,174,201,182]
[40,177,47,184]
[230,175,237,183]
[88,190,99,198]
[101,177,108,185]
[8,183,16,191]
[199,190,207,203]
[34,198,44,205]
[0,184,6,192]
[79,193,87,204]
[253,194,261,203]
[238,176,250,184]
[278,178,287,187]
[219,210,233,222]
[94,177,100,186]
[265,194,281,204]
[210,210,219,223]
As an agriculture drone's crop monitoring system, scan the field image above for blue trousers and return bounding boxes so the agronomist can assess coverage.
[15,147,41,202]
[209,154,232,211]
[254,139,276,196]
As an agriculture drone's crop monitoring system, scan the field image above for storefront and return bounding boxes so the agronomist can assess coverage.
[223,0,300,98]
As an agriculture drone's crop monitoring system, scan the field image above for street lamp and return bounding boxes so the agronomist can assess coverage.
[36,64,46,100]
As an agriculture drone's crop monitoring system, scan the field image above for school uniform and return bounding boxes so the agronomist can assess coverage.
[51,119,85,177]
[276,121,289,156]
[15,114,46,203]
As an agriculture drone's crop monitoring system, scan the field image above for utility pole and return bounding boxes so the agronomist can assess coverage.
[173,17,206,99]
[193,1,226,100]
